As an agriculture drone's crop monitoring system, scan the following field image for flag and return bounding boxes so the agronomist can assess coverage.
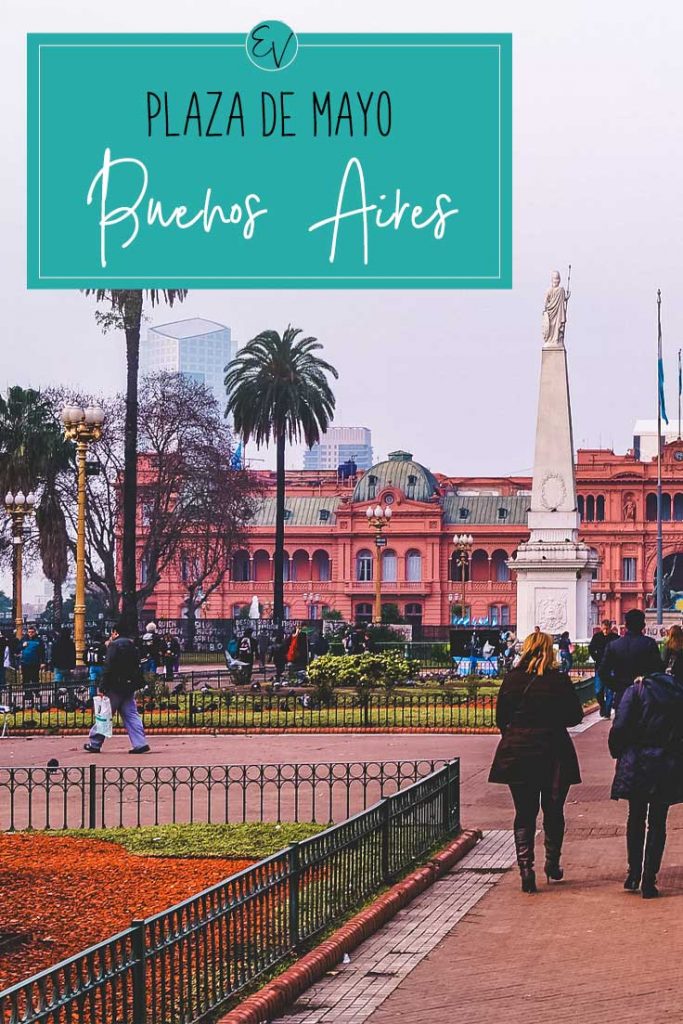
[678,349,682,401]
[231,442,243,469]
[658,312,668,425]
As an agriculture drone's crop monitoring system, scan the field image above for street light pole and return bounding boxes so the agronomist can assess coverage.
[366,504,392,624]
[62,405,105,666]
[452,534,474,624]
[4,491,36,640]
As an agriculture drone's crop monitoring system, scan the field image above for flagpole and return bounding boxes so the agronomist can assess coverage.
[656,289,663,625]
[678,348,681,440]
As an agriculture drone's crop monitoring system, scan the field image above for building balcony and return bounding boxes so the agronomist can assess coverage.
[462,580,516,594]
[345,581,433,595]
[228,580,335,593]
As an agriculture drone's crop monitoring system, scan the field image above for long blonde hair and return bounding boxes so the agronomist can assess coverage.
[518,631,557,676]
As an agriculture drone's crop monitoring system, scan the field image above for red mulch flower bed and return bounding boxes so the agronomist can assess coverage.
[0,833,252,990]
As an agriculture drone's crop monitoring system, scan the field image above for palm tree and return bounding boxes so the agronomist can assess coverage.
[84,289,187,633]
[0,387,73,624]
[225,327,338,623]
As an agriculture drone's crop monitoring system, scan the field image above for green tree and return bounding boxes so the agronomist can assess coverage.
[224,326,338,623]
[84,290,187,633]
[0,387,74,623]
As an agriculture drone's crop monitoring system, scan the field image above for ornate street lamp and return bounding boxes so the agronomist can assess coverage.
[366,504,392,624]
[61,405,105,665]
[452,533,474,624]
[4,490,36,639]
[302,590,321,619]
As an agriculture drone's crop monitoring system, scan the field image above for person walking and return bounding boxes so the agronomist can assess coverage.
[609,668,683,897]
[558,631,573,673]
[662,624,683,681]
[51,626,76,684]
[598,608,663,713]
[84,621,150,754]
[257,630,270,673]
[589,619,618,718]
[489,630,584,893]
[238,628,258,685]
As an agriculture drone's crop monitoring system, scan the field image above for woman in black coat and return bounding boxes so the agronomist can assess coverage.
[489,631,584,892]
[609,669,683,898]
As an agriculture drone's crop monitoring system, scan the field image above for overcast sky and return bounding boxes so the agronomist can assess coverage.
[2,0,682,486]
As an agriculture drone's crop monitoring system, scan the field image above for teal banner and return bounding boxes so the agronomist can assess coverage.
[27,31,512,289]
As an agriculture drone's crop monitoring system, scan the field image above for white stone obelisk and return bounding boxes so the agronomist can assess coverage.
[511,271,598,641]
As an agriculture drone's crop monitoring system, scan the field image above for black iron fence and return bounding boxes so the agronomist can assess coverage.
[0,759,445,832]
[2,684,499,733]
[0,760,460,1024]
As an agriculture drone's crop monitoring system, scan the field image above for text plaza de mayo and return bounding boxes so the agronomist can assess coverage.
[136,434,683,636]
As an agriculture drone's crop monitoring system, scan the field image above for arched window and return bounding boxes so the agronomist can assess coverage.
[274,550,290,582]
[586,495,595,521]
[311,550,331,581]
[450,551,470,582]
[662,493,672,521]
[291,550,310,582]
[646,493,658,521]
[232,551,250,581]
[406,550,422,582]
[675,494,683,522]
[596,495,605,521]
[381,549,397,583]
[355,602,373,624]
[491,549,510,582]
[356,549,373,582]
[252,550,270,582]
[471,549,489,582]
[578,495,585,519]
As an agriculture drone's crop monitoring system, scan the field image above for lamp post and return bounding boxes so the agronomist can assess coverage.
[452,534,474,624]
[4,490,36,640]
[61,405,105,665]
[366,504,392,624]
[302,591,321,619]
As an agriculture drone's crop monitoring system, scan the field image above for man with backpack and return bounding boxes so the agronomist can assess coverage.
[84,620,150,754]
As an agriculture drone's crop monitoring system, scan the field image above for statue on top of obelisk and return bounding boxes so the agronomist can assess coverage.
[541,269,570,348]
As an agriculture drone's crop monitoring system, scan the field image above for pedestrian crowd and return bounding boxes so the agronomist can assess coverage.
[490,608,683,900]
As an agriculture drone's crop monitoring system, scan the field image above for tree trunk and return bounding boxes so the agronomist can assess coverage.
[52,580,63,627]
[121,310,141,636]
[273,429,286,624]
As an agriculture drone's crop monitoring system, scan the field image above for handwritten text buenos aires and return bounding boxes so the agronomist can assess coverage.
[86,90,460,269]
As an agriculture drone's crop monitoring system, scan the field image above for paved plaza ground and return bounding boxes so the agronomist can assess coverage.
[4,719,683,1020]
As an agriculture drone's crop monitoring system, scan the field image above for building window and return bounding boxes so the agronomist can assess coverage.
[458,507,470,520]
[356,549,373,582]
[382,549,398,583]
[498,507,509,521]
[623,557,637,582]
[586,495,595,521]
[646,493,658,521]
[489,604,510,626]
[492,550,510,582]
[355,602,373,624]
[596,495,605,521]
[662,493,672,521]
[450,551,470,582]
[367,475,377,499]
[319,509,330,523]
[405,602,423,626]
[675,494,683,521]
[232,551,250,581]
[406,550,422,582]
[578,495,584,519]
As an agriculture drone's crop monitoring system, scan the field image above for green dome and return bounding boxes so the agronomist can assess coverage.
[352,451,440,503]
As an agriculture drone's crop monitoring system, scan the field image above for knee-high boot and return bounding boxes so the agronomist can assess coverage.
[514,827,537,893]
[642,807,668,898]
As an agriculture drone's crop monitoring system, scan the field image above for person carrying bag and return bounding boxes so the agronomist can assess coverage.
[489,630,584,893]
[84,620,150,755]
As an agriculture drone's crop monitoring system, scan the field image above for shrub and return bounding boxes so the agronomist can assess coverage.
[307,651,411,696]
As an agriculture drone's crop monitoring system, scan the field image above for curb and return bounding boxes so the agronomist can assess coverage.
[216,828,482,1024]
[11,726,499,737]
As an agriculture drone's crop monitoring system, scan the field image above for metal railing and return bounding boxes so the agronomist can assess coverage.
[2,685,499,733]
[0,760,460,1024]
[0,759,445,832]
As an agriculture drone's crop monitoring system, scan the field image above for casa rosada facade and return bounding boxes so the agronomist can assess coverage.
[137,444,683,631]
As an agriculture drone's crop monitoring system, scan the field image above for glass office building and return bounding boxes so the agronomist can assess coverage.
[141,318,237,412]
[303,427,374,472]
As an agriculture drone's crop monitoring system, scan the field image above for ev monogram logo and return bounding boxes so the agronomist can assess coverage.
[246,21,298,72]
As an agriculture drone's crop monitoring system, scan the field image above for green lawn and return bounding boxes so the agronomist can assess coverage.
[55,821,325,859]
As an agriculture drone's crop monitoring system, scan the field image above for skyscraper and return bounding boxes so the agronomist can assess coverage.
[303,427,373,472]
[141,318,237,412]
